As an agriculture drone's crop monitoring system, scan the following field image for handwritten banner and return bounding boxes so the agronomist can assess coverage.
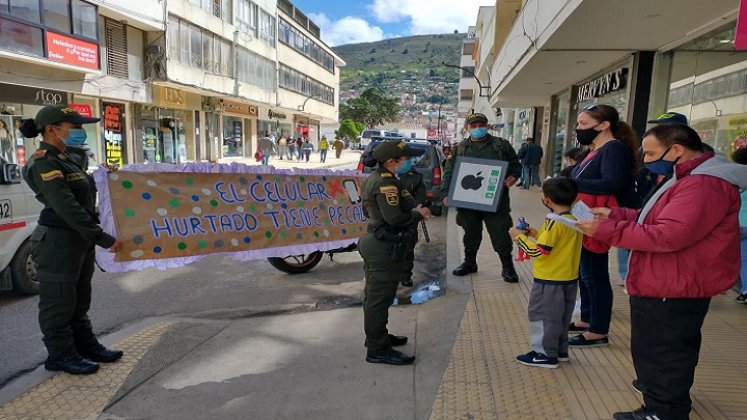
[94,163,367,272]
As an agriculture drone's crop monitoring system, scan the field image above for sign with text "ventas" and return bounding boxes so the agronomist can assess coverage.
[98,166,367,270]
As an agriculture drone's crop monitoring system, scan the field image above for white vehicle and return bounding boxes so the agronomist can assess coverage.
[0,157,41,294]
[358,129,405,149]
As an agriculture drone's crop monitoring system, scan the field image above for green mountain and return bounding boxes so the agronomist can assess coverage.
[332,33,466,108]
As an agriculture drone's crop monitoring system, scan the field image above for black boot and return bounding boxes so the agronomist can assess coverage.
[499,254,519,283]
[452,262,478,276]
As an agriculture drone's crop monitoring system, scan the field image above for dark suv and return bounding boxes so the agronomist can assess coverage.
[357,137,445,216]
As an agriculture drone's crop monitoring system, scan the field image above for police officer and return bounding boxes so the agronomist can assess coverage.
[398,158,426,287]
[21,105,123,375]
[360,140,431,365]
[441,113,522,282]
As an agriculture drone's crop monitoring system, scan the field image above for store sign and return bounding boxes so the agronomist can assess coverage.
[103,102,125,167]
[154,87,186,109]
[70,103,93,117]
[45,32,99,70]
[0,83,67,105]
[222,100,258,117]
[576,68,629,103]
[268,110,287,120]
[737,0,747,50]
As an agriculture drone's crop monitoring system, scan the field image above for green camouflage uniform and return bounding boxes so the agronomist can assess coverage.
[23,142,116,360]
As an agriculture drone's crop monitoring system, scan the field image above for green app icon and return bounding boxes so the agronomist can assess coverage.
[487,185,496,191]
[491,170,500,177]
[485,193,494,199]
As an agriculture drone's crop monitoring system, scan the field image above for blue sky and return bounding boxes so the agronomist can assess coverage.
[290,0,492,46]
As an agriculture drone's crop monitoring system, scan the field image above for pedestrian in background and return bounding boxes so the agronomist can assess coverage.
[733,146,747,304]
[295,137,303,160]
[578,123,747,420]
[399,156,427,287]
[517,137,543,189]
[287,135,296,160]
[333,137,345,159]
[302,138,313,162]
[359,140,431,366]
[277,134,288,160]
[441,113,522,282]
[568,104,637,349]
[20,105,123,376]
[0,119,12,162]
[258,133,275,165]
[510,177,583,369]
[319,135,329,163]
[559,147,586,177]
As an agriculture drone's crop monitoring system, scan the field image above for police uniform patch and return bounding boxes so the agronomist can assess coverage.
[66,173,85,181]
[379,185,400,206]
[40,170,63,181]
[381,173,393,178]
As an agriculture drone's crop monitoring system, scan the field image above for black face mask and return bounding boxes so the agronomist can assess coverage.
[575,124,601,146]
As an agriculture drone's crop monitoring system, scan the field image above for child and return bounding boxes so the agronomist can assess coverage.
[509,177,583,368]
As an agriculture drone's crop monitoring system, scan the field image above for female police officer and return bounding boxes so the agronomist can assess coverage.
[20,105,123,375]
[359,140,430,365]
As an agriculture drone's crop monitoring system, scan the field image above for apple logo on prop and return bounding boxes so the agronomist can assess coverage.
[461,171,485,191]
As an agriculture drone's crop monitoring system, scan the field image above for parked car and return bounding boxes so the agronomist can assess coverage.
[358,129,405,149]
[357,137,445,216]
[0,156,41,294]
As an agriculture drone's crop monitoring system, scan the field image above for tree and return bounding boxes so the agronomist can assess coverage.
[339,88,400,129]
[337,119,364,139]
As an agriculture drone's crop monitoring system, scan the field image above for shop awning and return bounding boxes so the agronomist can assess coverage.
[490,0,739,108]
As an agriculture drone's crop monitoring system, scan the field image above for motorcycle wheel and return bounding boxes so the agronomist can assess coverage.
[267,252,324,274]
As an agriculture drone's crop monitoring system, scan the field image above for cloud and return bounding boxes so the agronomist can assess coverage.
[370,0,490,35]
[309,12,386,46]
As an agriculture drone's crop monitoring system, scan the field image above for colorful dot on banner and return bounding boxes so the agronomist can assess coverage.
[279,231,288,238]
[214,240,224,248]
[239,177,248,185]
[133,235,144,245]
[141,192,152,200]
[286,177,293,182]
[197,240,207,249]
[146,179,157,187]
[109,173,119,181]
[153,246,162,254]
[125,209,136,217]
[201,188,211,195]
[243,236,251,244]
[297,201,305,208]
[177,242,187,250]
[281,203,288,209]
[275,176,281,182]
[192,207,202,215]
[299,176,305,182]
[122,180,133,189]
[319,204,326,210]
[266,203,273,210]
[210,199,219,207]
[240,189,247,195]
[313,231,320,238]
[156,208,168,216]
[185,177,194,186]
[342,229,347,235]
[231,239,239,246]
[338,198,345,204]
[191,195,200,202]
[169,198,180,208]
[236,206,244,213]
[256,175,263,181]
[169,187,180,195]
[323,229,330,237]
[265,231,272,239]
[130,250,144,258]
[324,219,330,225]
[322,176,327,181]
[249,205,257,212]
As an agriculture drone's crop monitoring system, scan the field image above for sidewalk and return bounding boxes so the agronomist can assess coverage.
[429,187,747,420]
[218,149,362,171]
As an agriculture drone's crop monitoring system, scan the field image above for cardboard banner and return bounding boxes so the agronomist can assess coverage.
[94,163,367,272]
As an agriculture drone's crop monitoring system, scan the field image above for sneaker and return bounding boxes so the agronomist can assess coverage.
[558,352,569,362]
[568,333,609,348]
[632,379,643,395]
[568,322,587,332]
[612,406,662,420]
[516,351,558,369]
[737,293,747,304]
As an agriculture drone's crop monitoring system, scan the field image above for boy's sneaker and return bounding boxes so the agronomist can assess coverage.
[568,334,609,348]
[558,352,569,362]
[736,293,747,304]
[613,406,661,420]
[516,351,558,369]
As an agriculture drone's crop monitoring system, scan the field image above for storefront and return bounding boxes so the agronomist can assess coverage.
[267,109,292,139]
[512,108,535,146]
[134,86,199,164]
[220,99,257,159]
[0,82,69,165]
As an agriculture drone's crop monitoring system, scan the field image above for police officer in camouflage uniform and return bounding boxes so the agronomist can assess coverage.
[359,140,431,365]
[441,113,522,282]
[398,161,426,287]
[21,105,123,375]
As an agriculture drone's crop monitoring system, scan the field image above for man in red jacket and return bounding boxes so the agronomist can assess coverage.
[577,124,747,420]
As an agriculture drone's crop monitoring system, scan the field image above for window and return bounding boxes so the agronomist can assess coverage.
[202,32,214,72]
[72,0,97,39]
[461,66,475,78]
[190,23,202,68]
[168,16,179,59]
[237,47,275,91]
[278,18,334,74]
[105,18,128,78]
[459,89,473,101]
[9,0,40,23]
[44,0,70,32]
[258,9,275,47]
[0,15,43,56]
[279,65,334,105]
[235,0,257,36]
[179,18,190,63]
[0,0,8,13]
[462,42,474,55]
[169,15,232,78]
[219,37,231,76]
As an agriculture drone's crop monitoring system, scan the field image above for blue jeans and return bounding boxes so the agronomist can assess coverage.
[320,149,327,162]
[741,227,747,293]
[296,147,303,160]
[521,164,541,188]
[579,248,613,335]
[261,153,270,165]
[617,248,630,282]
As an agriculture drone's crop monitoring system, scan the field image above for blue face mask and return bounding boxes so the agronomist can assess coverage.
[469,127,489,139]
[643,146,680,176]
[396,159,414,174]
[62,128,88,147]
